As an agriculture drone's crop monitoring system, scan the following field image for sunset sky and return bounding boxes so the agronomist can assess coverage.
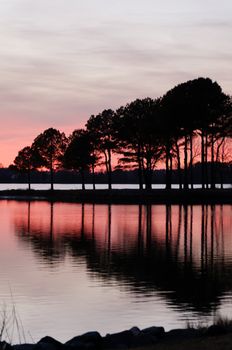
[0,0,232,166]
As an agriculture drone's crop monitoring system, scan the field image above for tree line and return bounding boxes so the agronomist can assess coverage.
[12,77,232,190]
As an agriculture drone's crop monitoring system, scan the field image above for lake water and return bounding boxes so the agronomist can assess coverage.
[1,201,232,343]
[0,183,231,190]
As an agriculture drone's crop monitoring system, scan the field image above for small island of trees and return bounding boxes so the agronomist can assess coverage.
[10,77,232,191]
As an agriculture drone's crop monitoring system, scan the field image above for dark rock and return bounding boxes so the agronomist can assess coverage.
[103,343,127,350]
[38,337,62,346]
[77,332,101,344]
[206,325,228,336]
[141,326,165,338]
[64,339,85,350]
[128,328,140,337]
[129,334,157,348]
[66,332,101,350]
[103,330,133,349]
[37,336,64,350]
[103,328,157,349]
[165,328,200,341]
[0,342,13,350]
[13,345,36,350]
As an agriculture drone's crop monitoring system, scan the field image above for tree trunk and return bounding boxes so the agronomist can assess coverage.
[92,164,96,190]
[81,170,85,190]
[170,154,173,189]
[165,142,171,190]
[190,134,193,189]
[175,141,182,190]
[216,137,225,188]
[104,151,110,190]
[28,169,31,191]
[220,164,224,189]
[184,135,188,190]
[205,133,209,189]
[50,165,54,191]
[144,152,152,190]
[201,131,205,189]
[138,162,143,190]
[211,134,215,190]
[108,149,112,190]
[145,167,152,190]
[137,146,143,190]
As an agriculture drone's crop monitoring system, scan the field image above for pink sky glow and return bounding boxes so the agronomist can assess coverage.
[0,0,232,166]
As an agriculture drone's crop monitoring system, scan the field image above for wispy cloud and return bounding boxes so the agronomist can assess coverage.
[0,0,232,165]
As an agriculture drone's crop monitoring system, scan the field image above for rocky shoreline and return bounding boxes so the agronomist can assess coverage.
[1,324,232,350]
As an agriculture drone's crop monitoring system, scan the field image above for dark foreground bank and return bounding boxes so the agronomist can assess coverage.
[0,188,232,204]
[2,324,232,350]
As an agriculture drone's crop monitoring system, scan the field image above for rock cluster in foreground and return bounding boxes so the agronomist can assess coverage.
[0,324,230,350]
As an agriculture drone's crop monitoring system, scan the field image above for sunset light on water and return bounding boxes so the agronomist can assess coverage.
[1,201,232,342]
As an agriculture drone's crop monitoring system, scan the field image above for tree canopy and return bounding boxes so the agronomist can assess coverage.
[32,128,68,190]
[10,77,232,190]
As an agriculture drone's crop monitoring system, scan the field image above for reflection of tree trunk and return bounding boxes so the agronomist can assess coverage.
[107,205,112,257]
[220,205,225,265]
[175,205,182,259]
[205,205,208,268]
[190,205,193,263]
[184,205,188,264]
[201,205,205,272]
[81,203,85,239]
[210,205,215,270]
[92,204,95,240]
[146,205,152,249]
[138,205,143,254]
[50,202,54,241]
[169,206,172,243]
[27,201,31,233]
[166,205,171,248]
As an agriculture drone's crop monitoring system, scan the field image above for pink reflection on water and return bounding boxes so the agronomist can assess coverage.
[11,201,232,269]
[0,201,232,342]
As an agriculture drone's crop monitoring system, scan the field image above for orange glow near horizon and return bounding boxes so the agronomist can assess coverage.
[0,123,82,167]
[1,1,232,167]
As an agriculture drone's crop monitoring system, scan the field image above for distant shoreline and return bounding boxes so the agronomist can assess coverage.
[0,188,231,204]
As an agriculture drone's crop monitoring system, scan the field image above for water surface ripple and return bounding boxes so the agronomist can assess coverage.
[0,201,232,342]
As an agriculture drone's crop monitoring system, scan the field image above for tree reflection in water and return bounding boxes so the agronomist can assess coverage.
[14,202,232,316]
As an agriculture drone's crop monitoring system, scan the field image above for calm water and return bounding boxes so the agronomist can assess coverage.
[1,201,232,342]
[0,183,231,190]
